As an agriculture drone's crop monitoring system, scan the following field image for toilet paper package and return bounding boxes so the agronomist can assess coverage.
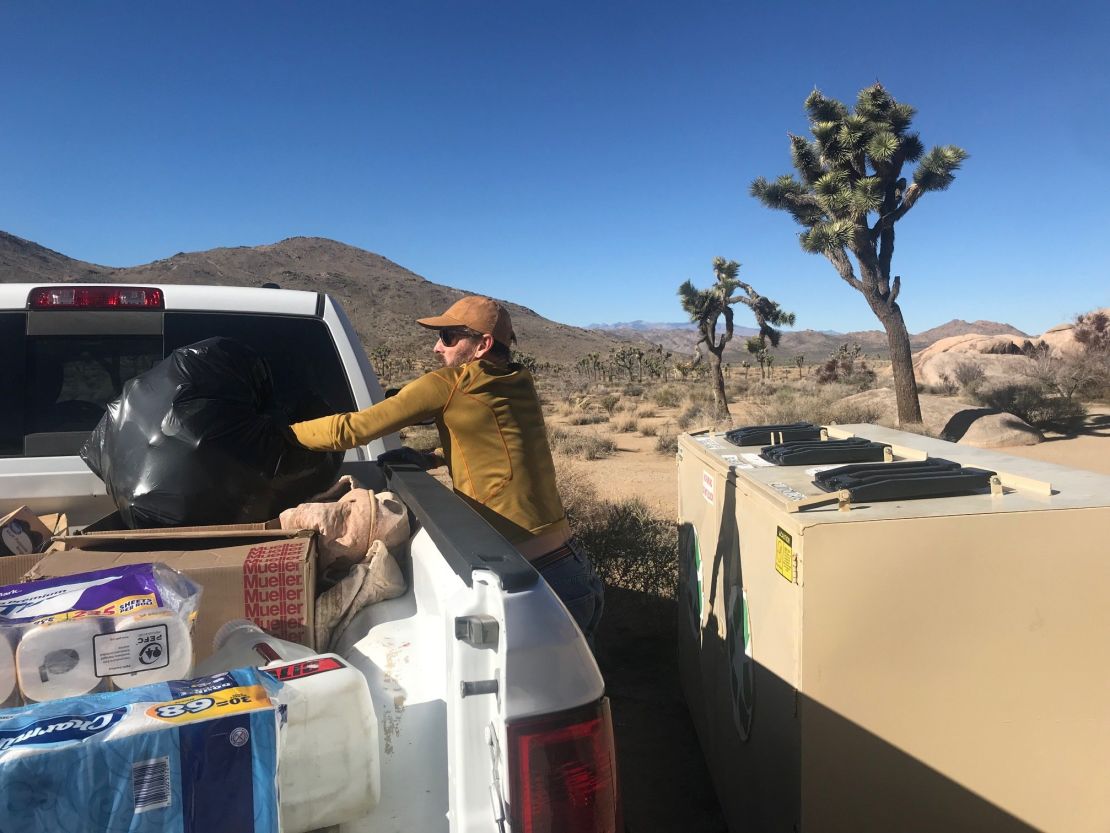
[0,564,201,703]
[0,667,281,832]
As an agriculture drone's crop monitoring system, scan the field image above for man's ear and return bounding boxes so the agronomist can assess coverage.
[473,333,495,358]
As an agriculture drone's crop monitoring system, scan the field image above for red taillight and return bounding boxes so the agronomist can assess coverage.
[508,699,622,833]
[27,286,164,310]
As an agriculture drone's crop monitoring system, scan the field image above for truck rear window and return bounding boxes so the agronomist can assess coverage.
[2,310,357,458]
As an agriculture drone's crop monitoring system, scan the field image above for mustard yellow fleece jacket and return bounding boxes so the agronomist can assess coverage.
[290,360,568,548]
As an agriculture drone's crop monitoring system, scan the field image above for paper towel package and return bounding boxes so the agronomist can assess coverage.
[0,667,281,833]
[0,564,201,704]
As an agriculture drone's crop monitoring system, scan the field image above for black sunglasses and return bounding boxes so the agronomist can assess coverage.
[438,328,475,347]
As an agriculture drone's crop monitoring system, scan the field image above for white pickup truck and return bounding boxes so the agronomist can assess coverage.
[0,282,620,833]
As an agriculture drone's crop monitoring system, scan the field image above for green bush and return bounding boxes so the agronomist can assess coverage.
[553,460,678,598]
[576,499,677,598]
[974,383,1087,428]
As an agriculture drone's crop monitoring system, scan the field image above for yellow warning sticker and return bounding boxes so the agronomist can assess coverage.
[146,684,272,723]
[775,527,794,583]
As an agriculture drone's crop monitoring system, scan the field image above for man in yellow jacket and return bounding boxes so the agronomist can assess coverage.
[290,296,603,643]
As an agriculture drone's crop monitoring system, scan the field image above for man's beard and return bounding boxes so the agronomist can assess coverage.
[441,345,479,367]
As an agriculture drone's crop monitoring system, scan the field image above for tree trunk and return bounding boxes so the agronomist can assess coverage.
[708,350,731,422]
[872,304,922,425]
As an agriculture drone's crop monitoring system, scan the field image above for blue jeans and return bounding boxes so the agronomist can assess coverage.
[538,539,604,647]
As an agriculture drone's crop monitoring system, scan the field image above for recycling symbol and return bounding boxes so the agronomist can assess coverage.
[139,643,164,666]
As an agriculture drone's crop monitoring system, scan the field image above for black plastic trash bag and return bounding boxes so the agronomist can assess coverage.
[81,337,343,528]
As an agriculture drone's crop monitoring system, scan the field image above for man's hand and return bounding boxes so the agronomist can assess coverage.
[376,446,441,469]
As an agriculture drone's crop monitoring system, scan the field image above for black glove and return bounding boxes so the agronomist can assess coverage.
[376,446,438,468]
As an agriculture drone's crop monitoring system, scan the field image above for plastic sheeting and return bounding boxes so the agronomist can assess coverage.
[81,337,342,529]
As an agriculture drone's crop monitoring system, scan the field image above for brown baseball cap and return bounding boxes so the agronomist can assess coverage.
[417,295,515,347]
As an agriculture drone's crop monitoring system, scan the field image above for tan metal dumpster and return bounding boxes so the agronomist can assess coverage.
[677,424,1110,833]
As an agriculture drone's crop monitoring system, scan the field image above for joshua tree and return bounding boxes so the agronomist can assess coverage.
[610,345,640,382]
[370,344,394,383]
[751,83,967,425]
[793,354,805,379]
[678,257,795,420]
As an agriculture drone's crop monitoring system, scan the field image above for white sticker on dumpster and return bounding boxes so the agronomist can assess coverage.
[702,471,715,504]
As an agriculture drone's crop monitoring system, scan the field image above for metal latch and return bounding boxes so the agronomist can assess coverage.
[455,615,500,648]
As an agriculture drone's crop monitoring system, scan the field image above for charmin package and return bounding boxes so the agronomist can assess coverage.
[0,667,281,833]
[0,564,201,704]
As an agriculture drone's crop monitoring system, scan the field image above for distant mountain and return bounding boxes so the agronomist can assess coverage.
[0,229,1034,367]
[0,231,637,367]
[590,318,1030,361]
[587,320,697,331]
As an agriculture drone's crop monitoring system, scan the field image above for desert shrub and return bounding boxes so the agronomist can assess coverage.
[751,384,876,426]
[744,380,777,401]
[613,416,638,433]
[598,394,621,415]
[548,427,617,460]
[398,423,440,453]
[974,383,1087,429]
[828,400,884,425]
[634,405,658,419]
[585,500,677,597]
[815,343,877,390]
[684,387,715,407]
[566,412,609,426]
[931,372,959,396]
[553,458,677,598]
[637,419,659,437]
[655,433,678,455]
[953,361,986,392]
[649,385,683,408]
[622,384,644,397]
[676,404,712,432]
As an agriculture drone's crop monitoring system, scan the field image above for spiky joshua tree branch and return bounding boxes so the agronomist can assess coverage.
[751,83,967,425]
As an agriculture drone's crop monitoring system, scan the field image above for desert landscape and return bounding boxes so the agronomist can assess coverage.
[3,231,1108,832]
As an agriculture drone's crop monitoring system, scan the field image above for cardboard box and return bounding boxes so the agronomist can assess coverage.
[27,525,316,663]
[0,508,64,586]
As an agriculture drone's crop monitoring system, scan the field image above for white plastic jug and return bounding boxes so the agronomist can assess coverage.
[193,619,316,677]
[265,654,381,832]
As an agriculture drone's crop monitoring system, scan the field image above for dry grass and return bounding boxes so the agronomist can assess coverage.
[548,426,617,460]
[613,416,638,433]
[637,419,659,437]
[655,433,678,455]
[566,412,609,426]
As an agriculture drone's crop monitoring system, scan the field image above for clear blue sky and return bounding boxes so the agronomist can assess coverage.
[2,1,1107,335]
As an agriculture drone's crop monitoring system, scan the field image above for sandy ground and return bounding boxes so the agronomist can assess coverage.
[563,401,1110,833]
